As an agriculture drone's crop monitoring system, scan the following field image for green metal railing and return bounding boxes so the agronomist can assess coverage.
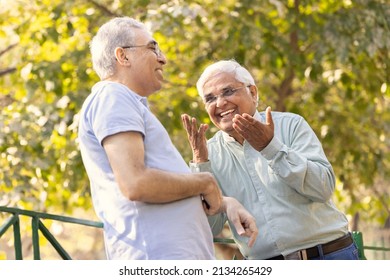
[0,206,103,260]
[351,230,390,260]
[1,206,390,260]
[352,231,367,260]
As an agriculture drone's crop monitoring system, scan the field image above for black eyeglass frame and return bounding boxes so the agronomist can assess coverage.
[203,85,251,105]
[120,40,162,57]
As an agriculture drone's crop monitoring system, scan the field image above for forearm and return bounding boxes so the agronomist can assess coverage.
[261,135,335,202]
[103,131,218,205]
[118,168,214,203]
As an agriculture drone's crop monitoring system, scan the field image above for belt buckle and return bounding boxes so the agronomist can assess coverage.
[284,249,308,260]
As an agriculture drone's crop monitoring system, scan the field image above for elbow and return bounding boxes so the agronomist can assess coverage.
[321,189,333,202]
[317,171,336,202]
[124,190,142,202]
[325,169,336,198]
[118,179,144,201]
[309,189,333,203]
[313,163,336,202]
[305,170,335,203]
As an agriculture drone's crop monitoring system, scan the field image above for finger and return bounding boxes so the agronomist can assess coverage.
[181,114,191,132]
[265,106,273,126]
[232,113,244,123]
[181,114,190,124]
[247,220,259,247]
[199,123,209,136]
[191,117,199,135]
[247,229,258,248]
[241,113,256,124]
[237,221,258,248]
[229,217,245,236]
[232,115,245,131]
[233,114,252,129]
[232,118,250,139]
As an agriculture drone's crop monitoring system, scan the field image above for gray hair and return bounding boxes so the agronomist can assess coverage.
[196,59,256,98]
[90,17,148,80]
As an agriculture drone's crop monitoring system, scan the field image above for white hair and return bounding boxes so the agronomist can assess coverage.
[196,59,256,98]
[90,17,148,80]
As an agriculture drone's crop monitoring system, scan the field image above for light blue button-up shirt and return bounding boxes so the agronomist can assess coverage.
[190,111,349,259]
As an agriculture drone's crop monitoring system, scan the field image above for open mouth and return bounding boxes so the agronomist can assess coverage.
[219,109,235,119]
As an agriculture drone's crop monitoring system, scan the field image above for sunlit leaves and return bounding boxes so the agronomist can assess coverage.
[0,0,389,227]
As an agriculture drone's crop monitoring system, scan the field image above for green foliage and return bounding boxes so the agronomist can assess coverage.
[1,0,389,228]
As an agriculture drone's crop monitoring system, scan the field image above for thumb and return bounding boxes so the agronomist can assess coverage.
[265,106,273,127]
[231,218,245,236]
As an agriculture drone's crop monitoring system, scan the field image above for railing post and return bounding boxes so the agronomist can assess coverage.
[0,214,23,259]
[352,231,367,260]
[31,216,41,260]
[13,214,23,260]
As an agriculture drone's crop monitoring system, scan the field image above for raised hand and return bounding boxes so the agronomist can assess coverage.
[181,114,209,162]
[232,106,274,151]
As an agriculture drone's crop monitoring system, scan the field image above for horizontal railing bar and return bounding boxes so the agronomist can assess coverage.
[0,206,103,228]
[364,246,390,252]
[213,237,235,244]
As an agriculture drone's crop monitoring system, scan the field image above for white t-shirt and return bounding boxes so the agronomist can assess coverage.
[78,81,215,260]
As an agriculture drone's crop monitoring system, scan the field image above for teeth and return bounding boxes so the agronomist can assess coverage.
[220,109,234,117]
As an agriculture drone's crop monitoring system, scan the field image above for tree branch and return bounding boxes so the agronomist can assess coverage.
[0,67,17,77]
[0,94,15,108]
[0,43,18,57]
[275,0,301,111]
[87,0,119,17]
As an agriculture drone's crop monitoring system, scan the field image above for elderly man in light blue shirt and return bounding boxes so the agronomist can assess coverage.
[182,59,358,260]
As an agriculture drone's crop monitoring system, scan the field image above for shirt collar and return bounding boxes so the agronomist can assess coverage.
[134,93,149,108]
[126,86,149,108]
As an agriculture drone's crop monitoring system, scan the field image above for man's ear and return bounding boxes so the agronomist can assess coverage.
[114,47,130,65]
[248,85,258,103]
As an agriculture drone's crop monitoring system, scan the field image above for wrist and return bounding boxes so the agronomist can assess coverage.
[220,196,230,213]
[193,153,208,163]
[193,157,208,163]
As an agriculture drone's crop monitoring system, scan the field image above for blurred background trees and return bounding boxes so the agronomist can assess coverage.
[1,0,389,259]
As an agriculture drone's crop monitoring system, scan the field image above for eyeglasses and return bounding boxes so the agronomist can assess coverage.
[203,85,250,105]
[121,40,162,57]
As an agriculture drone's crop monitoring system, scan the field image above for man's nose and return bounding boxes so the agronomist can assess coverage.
[158,52,167,65]
[215,95,227,107]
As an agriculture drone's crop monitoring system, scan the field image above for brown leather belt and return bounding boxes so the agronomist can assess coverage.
[267,233,354,260]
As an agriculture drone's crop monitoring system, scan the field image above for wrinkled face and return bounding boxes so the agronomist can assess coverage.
[202,72,258,137]
[126,28,167,96]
